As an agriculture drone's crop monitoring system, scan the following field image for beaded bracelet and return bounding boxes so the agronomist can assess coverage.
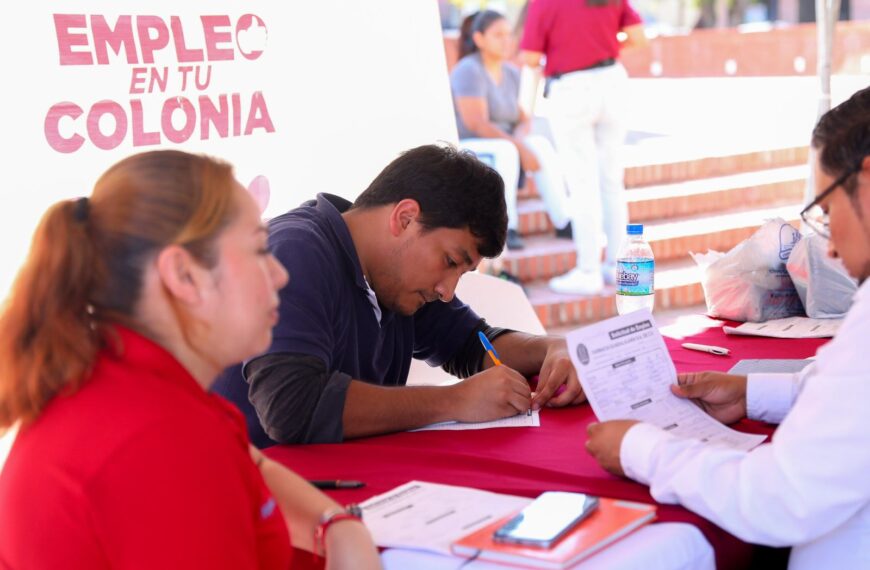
[314,506,363,557]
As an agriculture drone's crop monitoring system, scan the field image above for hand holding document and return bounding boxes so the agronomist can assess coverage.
[567,309,765,451]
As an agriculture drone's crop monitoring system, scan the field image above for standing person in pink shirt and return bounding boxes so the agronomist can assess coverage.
[520,0,646,295]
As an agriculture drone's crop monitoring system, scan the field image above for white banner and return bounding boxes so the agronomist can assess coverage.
[0,1,458,297]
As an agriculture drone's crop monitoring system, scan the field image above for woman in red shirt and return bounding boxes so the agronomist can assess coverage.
[0,151,381,569]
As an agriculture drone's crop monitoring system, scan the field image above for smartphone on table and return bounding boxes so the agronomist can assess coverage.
[492,491,600,549]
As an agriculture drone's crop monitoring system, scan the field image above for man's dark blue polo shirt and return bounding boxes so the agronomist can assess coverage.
[213,194,483,446]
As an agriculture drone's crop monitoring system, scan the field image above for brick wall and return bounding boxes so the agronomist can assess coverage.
[443,21,870,77]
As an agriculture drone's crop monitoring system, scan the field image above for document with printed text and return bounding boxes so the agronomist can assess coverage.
[412,410,540,432]
[360,481,530,555]
[567,309,765,451]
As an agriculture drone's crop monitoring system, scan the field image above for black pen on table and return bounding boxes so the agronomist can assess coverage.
[309,479,365,490]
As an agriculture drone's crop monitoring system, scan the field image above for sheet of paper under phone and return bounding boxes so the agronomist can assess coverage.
[493,492,600,548]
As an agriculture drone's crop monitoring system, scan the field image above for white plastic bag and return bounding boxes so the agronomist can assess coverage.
[786,233,857,318]
[691,219,804,322]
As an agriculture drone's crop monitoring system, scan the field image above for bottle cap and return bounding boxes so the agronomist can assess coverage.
[627,224,644,235]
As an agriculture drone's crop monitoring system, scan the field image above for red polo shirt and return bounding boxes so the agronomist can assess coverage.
[0,326,292,569]
[521,0,643,77]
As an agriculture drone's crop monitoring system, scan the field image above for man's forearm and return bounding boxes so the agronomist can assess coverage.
[489,332,560,376]
[341,380,456,439]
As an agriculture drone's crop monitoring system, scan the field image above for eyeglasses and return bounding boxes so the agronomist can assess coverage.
[800,167,858,238]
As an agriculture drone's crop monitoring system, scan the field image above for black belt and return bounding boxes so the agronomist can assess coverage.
[551,58,617,80]
[544,58,617,98]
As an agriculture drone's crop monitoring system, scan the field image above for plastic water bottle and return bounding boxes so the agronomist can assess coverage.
[615,224,655,315]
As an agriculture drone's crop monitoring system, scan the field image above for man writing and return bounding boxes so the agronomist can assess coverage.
[586,88,870,568]
[215,144,584,446]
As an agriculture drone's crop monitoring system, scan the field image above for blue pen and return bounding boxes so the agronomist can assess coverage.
[477,331,502,366]
[478,332,532,416]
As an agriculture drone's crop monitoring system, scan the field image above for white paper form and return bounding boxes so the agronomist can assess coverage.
[567,309,765,452]
[723,316,841,338]
[360,481,530,555]
[411,410,540,432]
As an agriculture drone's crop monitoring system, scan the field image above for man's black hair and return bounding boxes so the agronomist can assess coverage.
[812,87,870,196]
[352,144,507,258]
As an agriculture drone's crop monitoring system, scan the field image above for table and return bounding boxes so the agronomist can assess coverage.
[267,318,828,569]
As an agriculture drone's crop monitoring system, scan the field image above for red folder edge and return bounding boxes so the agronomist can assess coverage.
[451,498,656,569]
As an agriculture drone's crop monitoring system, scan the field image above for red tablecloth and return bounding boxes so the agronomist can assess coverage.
[268,319,828,569]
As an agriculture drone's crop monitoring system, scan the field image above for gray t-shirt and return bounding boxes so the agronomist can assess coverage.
[450,53,521,140]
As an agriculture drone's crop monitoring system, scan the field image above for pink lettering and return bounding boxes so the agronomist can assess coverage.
[171,16,205,62]
[162,97,197,143]
[86,100,127,150]
[91,15,137,65]
[129,67,147,94]
[130,100,160,146]
[54,14,93,65]
[232,93,242,136]
[44,102,85,153]
[178,65,193,91]
[244,92,275,135]
[137,16,169,64]
[43,92,274,153]
[148,67,169,93]
[194,65,212,90]
[235,14,266,61]
[199,94,228,138]
[201,16,234,61]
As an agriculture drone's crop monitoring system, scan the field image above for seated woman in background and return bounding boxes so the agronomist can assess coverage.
[0,150,381,569]
[450,9,572,251]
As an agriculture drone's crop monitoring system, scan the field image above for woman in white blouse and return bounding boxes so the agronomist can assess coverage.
[587,86,870,569]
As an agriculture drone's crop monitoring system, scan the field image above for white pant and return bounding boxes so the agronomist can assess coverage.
[460,136,570,232]
[546,63,629,273]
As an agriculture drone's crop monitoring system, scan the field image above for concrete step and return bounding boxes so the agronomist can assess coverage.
[517,165,807,236]
[487,203,803,283]
[526,258,707,329]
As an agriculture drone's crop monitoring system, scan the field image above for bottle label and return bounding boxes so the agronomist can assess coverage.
[616,259,654,296]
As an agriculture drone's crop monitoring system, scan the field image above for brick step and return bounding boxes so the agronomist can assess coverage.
[487,203,802,283]
[517,165,808,236]
[624,145,809,188]
[527,258,711,329]
[520,145,809,201]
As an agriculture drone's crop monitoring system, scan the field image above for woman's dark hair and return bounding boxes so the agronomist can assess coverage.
[458,10,507,60]
[352,144,507,258]
[0,150,238,429]
[812,86,870,196]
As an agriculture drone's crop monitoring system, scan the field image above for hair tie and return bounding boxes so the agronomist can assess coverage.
[73,197,90,223]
